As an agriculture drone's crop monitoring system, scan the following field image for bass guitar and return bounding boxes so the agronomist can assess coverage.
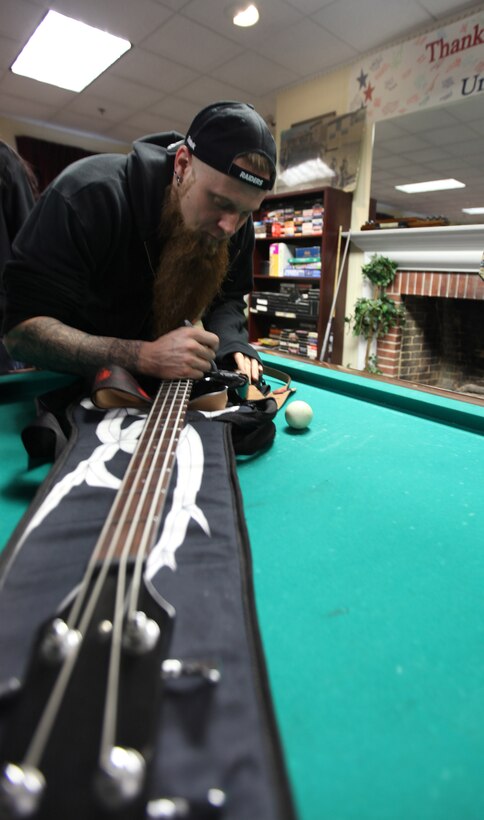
[0,366,247,819]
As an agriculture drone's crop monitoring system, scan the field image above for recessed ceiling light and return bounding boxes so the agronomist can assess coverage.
[10,10,131,93]
[395,179,465,193]
[233,4,260,27]
[462,207,484,214]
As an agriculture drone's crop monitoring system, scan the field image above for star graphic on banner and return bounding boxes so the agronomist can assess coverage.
[364,82,375,101]
[357,69,368,89]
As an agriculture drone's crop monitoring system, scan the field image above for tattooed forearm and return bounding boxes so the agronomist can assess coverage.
[4,317,144,377]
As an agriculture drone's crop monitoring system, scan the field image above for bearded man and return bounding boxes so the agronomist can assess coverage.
[2,101,276,384]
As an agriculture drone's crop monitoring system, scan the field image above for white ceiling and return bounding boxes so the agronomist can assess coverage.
[1,0,483,222]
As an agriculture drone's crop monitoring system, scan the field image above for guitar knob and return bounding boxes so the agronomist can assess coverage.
[122,611,161,654]
[146,787,225,817]
[40,618,82,664]
[95,745,145,809]
[0,762,45,818]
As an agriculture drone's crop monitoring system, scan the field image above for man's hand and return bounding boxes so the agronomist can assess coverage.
[233,351,263,384]
[139,326,219,380]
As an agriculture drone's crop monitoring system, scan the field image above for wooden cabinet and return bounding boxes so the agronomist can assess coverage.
[249,186,352,364]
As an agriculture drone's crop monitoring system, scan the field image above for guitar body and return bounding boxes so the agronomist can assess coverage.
[91,365,247,414]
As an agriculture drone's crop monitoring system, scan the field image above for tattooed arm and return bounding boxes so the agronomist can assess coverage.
[4,317,219,381]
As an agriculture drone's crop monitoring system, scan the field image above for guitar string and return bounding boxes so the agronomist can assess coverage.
[64,403,163,631]
[22,381,182,769]
[99,380,190,763]
[22,390,165,768]
[128,380,191,616]
[66,381,177,632]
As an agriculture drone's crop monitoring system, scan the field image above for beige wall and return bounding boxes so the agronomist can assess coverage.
[276,65,373,368]
[0,114,129,155]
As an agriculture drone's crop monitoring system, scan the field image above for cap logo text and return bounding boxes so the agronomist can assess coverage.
[238,170,263,186]
[187,135,196,150]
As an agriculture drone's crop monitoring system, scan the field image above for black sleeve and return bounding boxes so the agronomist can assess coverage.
[203,218,261,367]
[2,188,94,333]
[1,161,129,336]
[1,154,36,244]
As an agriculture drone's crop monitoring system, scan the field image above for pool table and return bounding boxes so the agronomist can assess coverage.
[1,358,484,820]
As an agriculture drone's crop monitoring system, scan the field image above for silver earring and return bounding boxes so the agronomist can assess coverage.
[174,173,182,186]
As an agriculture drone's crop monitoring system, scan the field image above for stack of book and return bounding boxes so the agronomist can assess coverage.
[250,287,319,320]
[254,199,324,238]
[283,245,321,279]
[257,326,318,360]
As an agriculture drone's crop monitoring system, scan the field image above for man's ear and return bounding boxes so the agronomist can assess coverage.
[174,144,192,179]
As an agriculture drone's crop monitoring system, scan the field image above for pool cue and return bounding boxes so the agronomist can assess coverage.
[319,228,352,362]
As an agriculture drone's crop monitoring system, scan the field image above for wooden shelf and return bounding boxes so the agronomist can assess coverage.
[250,186,352,364]
[253,274,321,284]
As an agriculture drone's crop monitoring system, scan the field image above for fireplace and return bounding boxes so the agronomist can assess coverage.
[350,226,484,396]
[398,296,484,393]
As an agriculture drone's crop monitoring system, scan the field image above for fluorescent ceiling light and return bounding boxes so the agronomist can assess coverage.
[462,207,484,214]
[11,10,131,93]
[395,178,465,193]
[233,4,260,26]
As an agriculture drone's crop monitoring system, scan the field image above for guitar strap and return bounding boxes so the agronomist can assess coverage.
[0,384,297,819]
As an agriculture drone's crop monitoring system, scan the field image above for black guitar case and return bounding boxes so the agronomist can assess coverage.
[0,384,297,820]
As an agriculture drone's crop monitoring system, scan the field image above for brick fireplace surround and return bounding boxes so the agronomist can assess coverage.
[349,226,484,391]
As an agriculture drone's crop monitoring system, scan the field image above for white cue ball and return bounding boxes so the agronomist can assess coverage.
[284,400,313,430]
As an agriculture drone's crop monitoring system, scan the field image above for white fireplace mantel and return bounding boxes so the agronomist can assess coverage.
[347,225,484,272]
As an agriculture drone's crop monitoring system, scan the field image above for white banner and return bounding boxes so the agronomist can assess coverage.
[349,9,484,121]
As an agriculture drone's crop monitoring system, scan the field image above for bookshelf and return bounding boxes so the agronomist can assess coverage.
[250,186,352,364]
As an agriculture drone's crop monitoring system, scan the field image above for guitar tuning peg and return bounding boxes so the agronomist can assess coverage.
[146,787,225,818]
[161,658,221,689]
[0,762,45,818]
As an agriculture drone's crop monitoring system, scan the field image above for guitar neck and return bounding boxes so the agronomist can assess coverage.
[96,378,193,565]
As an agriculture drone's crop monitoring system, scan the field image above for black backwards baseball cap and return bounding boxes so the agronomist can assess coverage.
[185,101,277,191]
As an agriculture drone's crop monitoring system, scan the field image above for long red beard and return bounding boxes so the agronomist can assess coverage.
[152,190,230,338]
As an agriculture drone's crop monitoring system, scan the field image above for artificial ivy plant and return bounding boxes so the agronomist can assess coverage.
[346,254,405,373]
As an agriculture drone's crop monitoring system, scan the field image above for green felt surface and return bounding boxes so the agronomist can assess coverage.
[237,355,484,820]
[1,364,484,819]
[0,371,74,545]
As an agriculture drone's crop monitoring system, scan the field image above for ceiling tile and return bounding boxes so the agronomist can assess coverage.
[261,17,356,76]
[0,89,57,121]
[403,146,451,164]
[60,93,135,123]
[147,95,199,126]
[103,121,150,143]
[374,120,410,141]
[445,136,483,157]
[204,52,298,98]
[395,107,461,132]
[418,0,481,15]
[0,0,43,41]
[152,0,192,10]
[115,109,186,137]
[381,134,434,153]
[87,73,164,109]
[1,70,75,107]
[141,15,243,71]
[284,0,334,13]
[422,121,478,145]
[110,48,197,92]
[311,0,431,52]
[0,35,22,71]
[48,109,116,134]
